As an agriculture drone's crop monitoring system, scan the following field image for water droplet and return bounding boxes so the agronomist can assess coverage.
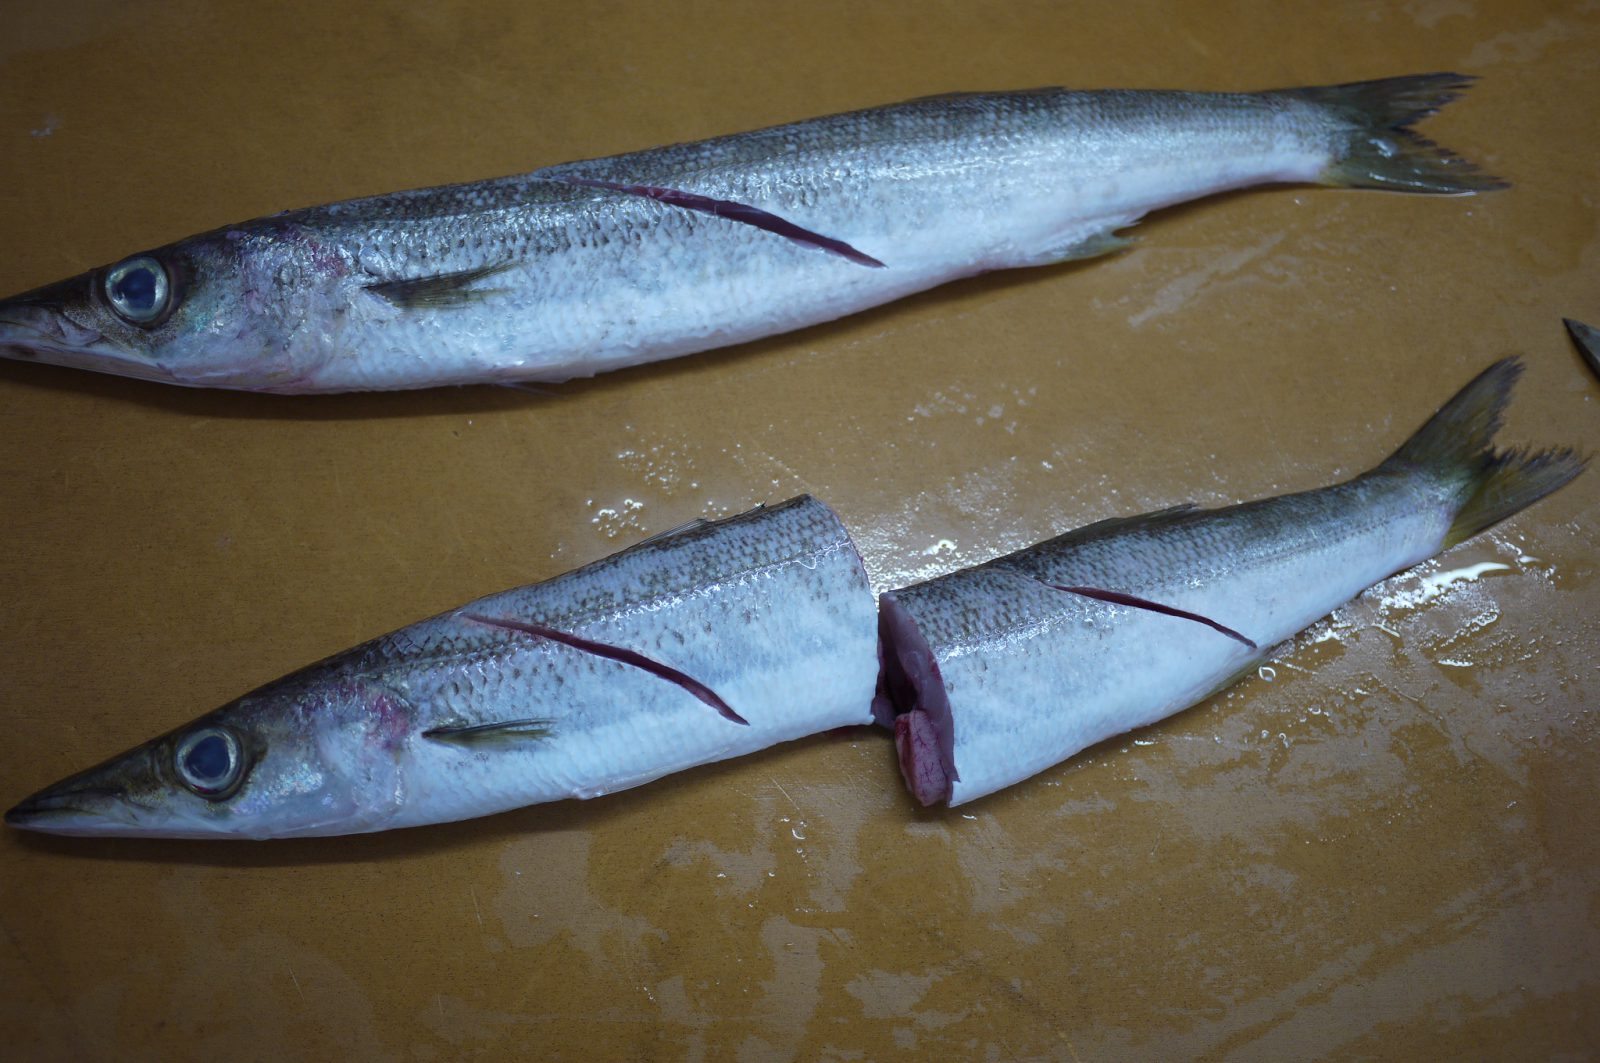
[1258,665,1277,682]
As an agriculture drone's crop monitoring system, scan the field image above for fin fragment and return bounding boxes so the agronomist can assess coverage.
[366,263,513,309]
[559,176,886,267]
[1044,583,1258,649]
[1288,72,1507,194]
[1565,318,1600,383]
[462,612,748,725]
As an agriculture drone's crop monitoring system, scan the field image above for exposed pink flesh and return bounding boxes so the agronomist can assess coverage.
[462,612,749,725]
[875,592,956,804]
[894,711,949,807]
[1045,584,1257,649]
[558,176,887,268]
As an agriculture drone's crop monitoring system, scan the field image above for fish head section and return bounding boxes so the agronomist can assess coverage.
[5,678,421,839]
[0,225,353,393]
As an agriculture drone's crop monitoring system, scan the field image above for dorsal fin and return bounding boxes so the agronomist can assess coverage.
[635,517,715,547]
[1036,503,1202,550]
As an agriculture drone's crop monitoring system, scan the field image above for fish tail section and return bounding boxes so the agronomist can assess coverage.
[1283,73,1506,194]
[877,591,958,806]
[1378,357,1586,549]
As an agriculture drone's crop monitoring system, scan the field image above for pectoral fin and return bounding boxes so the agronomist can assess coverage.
[366,263,514,310]
[423,718,556,745]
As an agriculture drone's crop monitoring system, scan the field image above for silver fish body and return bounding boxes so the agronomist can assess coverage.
[5,496,878,838]
[0,75,1498,392]
[877,360,1583,806]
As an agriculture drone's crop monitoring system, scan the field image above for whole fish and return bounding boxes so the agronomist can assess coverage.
[0,74,1499,393]
[5,496,877,838]
[877,359,1583,806]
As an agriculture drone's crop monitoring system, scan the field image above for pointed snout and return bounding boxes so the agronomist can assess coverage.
[0,276,175,384]
[5,781,130,836]
[4,745,162,837]
[6,784,117,832]
[0,300,104,354]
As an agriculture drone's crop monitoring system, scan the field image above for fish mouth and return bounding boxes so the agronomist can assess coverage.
[5,783,143,836]
[0,303,178,386]
[5,741,169,837]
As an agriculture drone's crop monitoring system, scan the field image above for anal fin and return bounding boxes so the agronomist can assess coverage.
[1017,229,1136,268]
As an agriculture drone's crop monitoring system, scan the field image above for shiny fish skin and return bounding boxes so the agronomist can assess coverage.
[877,360,1583,807]
[4,497,878,839]
[0,75,1498,392]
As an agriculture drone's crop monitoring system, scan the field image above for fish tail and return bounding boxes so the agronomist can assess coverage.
[1282,73,1507,194]
[1377,357,1586,549]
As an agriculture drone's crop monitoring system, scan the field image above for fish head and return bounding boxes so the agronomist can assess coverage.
[0,225,350,392]
[5,677,421,840]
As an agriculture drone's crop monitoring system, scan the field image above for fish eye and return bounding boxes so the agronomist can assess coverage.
[174,726,245,799]
[103,255,172,326]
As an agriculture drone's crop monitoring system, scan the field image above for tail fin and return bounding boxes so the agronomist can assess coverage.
[1378,357,1586,549]
[1282,73,1507,194]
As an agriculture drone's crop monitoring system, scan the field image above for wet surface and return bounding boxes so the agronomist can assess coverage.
[1,2,1598,1059]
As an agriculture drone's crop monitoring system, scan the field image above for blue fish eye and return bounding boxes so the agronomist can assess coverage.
[175,727,243,797]
[104,255,171,325]
[113,268,156,309]
[185,735,230,781]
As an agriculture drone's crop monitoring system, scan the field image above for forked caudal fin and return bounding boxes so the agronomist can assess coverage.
[1377,357,1587,549]
[1286,73,1507,194]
